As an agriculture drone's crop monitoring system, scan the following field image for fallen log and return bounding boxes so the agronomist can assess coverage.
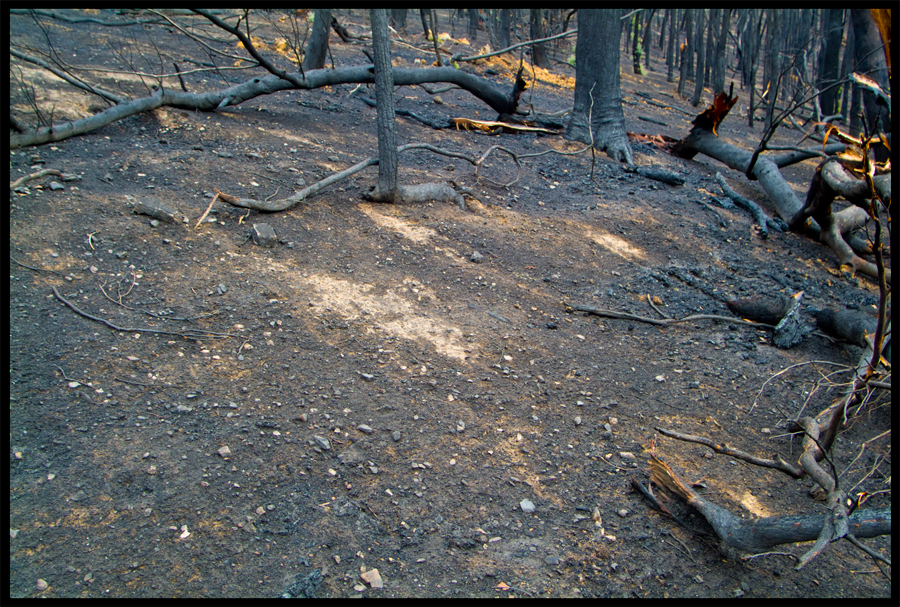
[649,454,891,554]
[672,91,888,282]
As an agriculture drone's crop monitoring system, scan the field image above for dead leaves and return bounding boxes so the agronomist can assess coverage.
[627,131,679,152]
[451,117,558,136]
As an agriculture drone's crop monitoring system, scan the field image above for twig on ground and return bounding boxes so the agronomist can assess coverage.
[656,427,805,478]
[566,303,774,329]
[52,286,236,340]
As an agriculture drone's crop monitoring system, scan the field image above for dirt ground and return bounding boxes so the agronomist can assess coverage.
[9,10,891,599]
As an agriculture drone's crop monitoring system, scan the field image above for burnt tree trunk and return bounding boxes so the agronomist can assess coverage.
[850,9,891,140]
[370,9,398,200]
[302,9,331,72]
[565,9,634,165]
[390,9,407,32]
[497,9,512,49]
[642,9,656,72]
[691,9,707,106]
[678,9,693,97]
[712,9,730,95]
[666,8,678,83]
[530,9,550,69]
[816,9,844,117]
[631,12,644,75]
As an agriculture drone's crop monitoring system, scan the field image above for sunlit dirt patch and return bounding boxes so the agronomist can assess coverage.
[358,204,438,244]
[586,229,647,262]
[301,273,473,362]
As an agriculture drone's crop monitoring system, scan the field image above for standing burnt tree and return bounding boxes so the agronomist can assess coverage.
[565,9,634,165]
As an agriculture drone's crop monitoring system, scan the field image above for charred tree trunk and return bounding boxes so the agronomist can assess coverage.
[712,9,730,95]
[666,8,678,83]
[390,9,407,32]
[302,9,331,72]
[816,9,844,117]
[565,9,634,165]
[468,9,478,40]
[370,9,398,200]
[642,9,656,72]
[419,9,432,38]
[678,10,693,98]
[744,10,763,128]
[850,9,891,140]
[631,12,644,75]
[763,9,782,132]
[530,9,550,69]
[497,9,512,49]
[691,10,707,106]
[839,16,856,121]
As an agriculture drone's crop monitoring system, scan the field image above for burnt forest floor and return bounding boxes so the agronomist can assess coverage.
[9,10,891,599]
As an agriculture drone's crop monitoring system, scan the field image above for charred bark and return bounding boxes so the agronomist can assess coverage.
[302,9,331,72]
[565,9,634,165]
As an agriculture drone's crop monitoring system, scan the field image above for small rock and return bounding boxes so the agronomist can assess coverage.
[134,199,178,223]
[217,446,232,458]
[619,451,636,459]
[147,465,157,475]
[256,506,265,515]
[545,555,560,566]
[360,568,383,589]
[313,435,331,450]
[49,181,64,191]
[37,579,48,592]
[470,251,484,263]
[574,416,582,426]
[617,509,628,517]
[357,424,374,434]
[251,223,277,247]
[392,431,401,442]
[520,498,535,513]
[10,528,20,539]
[175,405,193,413]
[456,421,465,432]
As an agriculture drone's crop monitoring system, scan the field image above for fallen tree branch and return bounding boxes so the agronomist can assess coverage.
[648,454,891,555]
[52,286,236,340]
[715,172,787,238]
[566,303,774,329]
[451,29,578,63]
[11,65,528,149]
[655,427,804,478]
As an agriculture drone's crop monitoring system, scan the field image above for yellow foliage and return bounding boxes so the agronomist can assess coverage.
[271,38,288,54]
